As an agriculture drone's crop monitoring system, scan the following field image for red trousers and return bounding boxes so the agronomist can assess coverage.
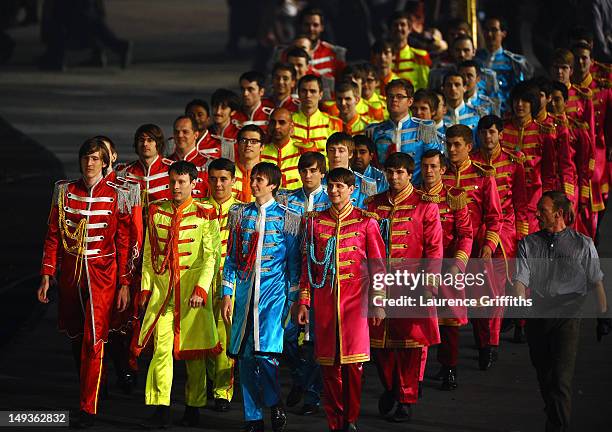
[78,299,106,415]
[472,317,502,348]
[437,325,459,367]
[321,363,363,430]
[373,348,420,404]
[419,347,427,381]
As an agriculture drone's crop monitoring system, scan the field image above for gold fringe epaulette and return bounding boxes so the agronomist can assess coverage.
[571,84,593,99]
[536,120,556,135]
[304,211,319,219]
[416,188,442,204]
[363,195,376,206]
[501,147,526,164]
[359,209,380,220]
[568,116,589,130]
[471,160,496,177]
[595,77,612,89]
[445,186,468,210]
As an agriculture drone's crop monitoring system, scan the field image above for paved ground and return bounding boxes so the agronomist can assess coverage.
[0,1,611,431]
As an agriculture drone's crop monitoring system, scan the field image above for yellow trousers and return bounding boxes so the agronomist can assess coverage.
[145,301,207,407]
[205,315,235,401]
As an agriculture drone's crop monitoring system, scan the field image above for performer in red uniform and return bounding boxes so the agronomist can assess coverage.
[297,168,385,432]
[299,7,346,78]
[208,89,242,160]
[235,71,275,133]
[270,62,300,113]
[366,152,443,422]
[38,138,138,426]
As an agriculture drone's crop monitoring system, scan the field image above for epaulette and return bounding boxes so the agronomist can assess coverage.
[275,192,289,207]
[107,179,140,214]
[503,49,526,64]
[471,160,496,177]
[277,204,302,236]
[595,77,612,89]
[571,84,593,99]
[358,208,380,221]
[356,172,377,197]
[536,120,556,135]
[194,200,215,218]
[469,101,490,118]
[414,118,439,144]
[161,157,174,166]
[416,188,443,204]
[411,47,432,66]
[445,186,468,210]
[363,195,376,206]
[52,179,71,205]
[568,116,589,130]
[501,147,526,164]
[304,211,319,219]
[329,43,347,61]
[594,61,612,72]
[227,203,248,231]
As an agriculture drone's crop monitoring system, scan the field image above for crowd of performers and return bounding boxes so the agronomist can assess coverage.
[38,8,611,432]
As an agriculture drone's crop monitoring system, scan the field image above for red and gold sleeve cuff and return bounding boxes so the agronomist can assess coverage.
[484,231,500,251]
[454,250,469,272]
[516,221,529,236]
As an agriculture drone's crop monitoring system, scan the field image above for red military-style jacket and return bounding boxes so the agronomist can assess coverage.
[535,111,575,195]
[209,119,241,161]
[196,129,222,160]
[116,156,172,206]
[299,204,385,365]
[168,147,212,199]
[234,100,275,133]
[366,184,443,348]
[501,118,556,235]
[41,176,139,343]
[473,145,528,254]
[311,40,346,78]
[270,95,300,113]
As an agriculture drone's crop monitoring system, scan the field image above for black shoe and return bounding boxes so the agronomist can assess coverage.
[299,404,319,416]
[214,398,231,412]
[178,405,199,427]
[270,405,287,432]
[418,382,423,399]
[478,346,495,371]
[377,390,395,416]
[71,410,95,428]
[120,41,133,69]
[286,384,303,407]
[440,367,457,391]
[512,325,525,343]
[241,420,264,432]
[117,371,137,395]
[389,404,412,423]
[345,423,358,431]
[140,406,171,429]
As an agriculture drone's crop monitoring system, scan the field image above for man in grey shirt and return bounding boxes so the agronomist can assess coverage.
[513,191,608,432]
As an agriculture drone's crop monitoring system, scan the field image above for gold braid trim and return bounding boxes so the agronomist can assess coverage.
[57,188,87,284]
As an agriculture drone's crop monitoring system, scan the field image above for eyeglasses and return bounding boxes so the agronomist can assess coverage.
[238,138,262,145]
[387,94,409,101]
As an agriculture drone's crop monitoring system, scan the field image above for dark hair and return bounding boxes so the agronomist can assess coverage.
[389,10,412,27]
[79,137,111,176]
[174,115,198,132]
[134,124,166,155]
[272,62,297,81]
[485,16,508,32]
[458,60,480,75]
[413,89,439,112]
[239,70,266,89]
[211,88,241,112]
[434,89,446,104]
[370,39,394,55]
[251,162,282,195]
[360,62,377,78]
[185,99,210,116]
[286,46,311,62]
[298,151,327,174]
[169,160,198,182]
[571,41,592,55]
[327,167,355,187]
[541,190,575,226]
[551,80,568,101]
[421,149,447,168]
[326,132,354,154]
[509,81,541,116]
[446,18,471,36]
[446,124,473,144]
[477,114,503,132]
[384,152,415,174]
[385,79,414,98]
[335,80,359,97]
[568,26,593,45]
[208,158,235,177]
[237,124,265,142]
[550,48,574,67]
[300,7,325,25]
[452,34,474,48]
[443,72,466,86]
[341,64,368,83]
[353,135,376,155]
[298,74,323,92]
[531,76,554,97]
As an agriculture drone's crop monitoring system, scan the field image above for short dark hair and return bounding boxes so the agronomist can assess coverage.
[300,7,325,25]
[341,64,368,83]
[551,80,569,101]
[384,152,415,174]
[446,124,473,144]
[389,10,412,27]
[327,167,355,187]
[413,89,439,112]
[286,46,311,62]
[568,26,593,45]
[239,70,266,89]
[571,41,592,55]
[353,135,376,155]
[360,62,377,78]
[272,62,297,81]
[458,60,480,75]
[421,149,447,168]
[185,99,210,116]
[298,74,323,92]
[298,151,327,174]
[208,158,235,177]
[509,81,541,116]
[169,160,198,182]
[477,114,503,132]
[443,72,466,86]
[485,16,508,32]
[326,132,354,154]
[251,162,282,195]
[452,34,474,48]
[79,137,111,176]
[174,115,198,132]
[550,48,574,67]
[335,80,359,97]
[211,88,241,112]
[370,39,394,55]
[385,79,414,98]
[237,124,265,142]
[541,190,575,226]
[531,76,554,97]
[134,123,166,155]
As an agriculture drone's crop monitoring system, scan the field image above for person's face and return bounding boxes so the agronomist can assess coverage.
[136,133,159,160]
[328,180,354,207]
[385,166,412,192]
[240,79,264,109]
[187,105,209,131]
[550,63,573,84]
[327,144,352,169]
[443,76,466,103]
[250,173,276,199]
[447,26,468,43]
[433,94,446,122]
[549,90,566,115]
[299,163,324,191]
[298,80,322,111]
[363,72,378,99]
[484,19,506,50]
[512,97,532,119]
[336,90,358,119]
[460,66,478,93]
[453,39,475,62]
[273,69,295,97]
[574,48,592,77]
[212,104,235,127]
[412,100,433,120]
[293,37,312,55]
[302,14,324,42]
[391,18,411,43]
[536,196,559,231]
[446,136,472,164]
[478,125,501,152]
[173,118,199,152]
[169,171,195,204]
[80,150,106,180]
[372,47,394,69]
[208,168,235,202]
[386,86,412,118]
[288,56,309,80]
[538,90,549,114]
[352,144,373,171]
[268,110,293,143]
[421,156,445,188]
[237,130,262,161]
